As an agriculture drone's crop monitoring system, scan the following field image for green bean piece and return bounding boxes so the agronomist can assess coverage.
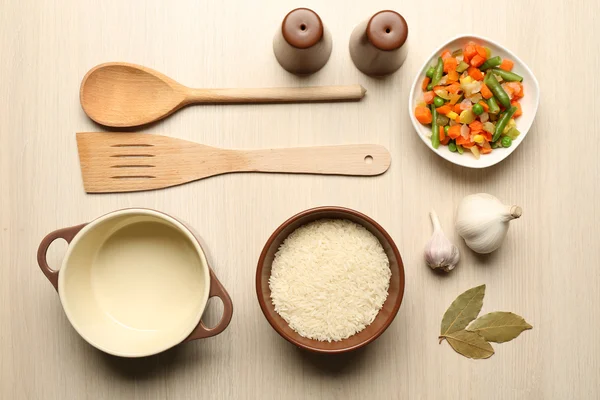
[485,71,511,108]
[456,61,470,73]
[432,57,444,86]
[433,96,445,107]
[448,142,457,152]
[456,144,464,154]
[427,83,434,91]
[487,97,500,114]
[431,104,440,149]
[426,67,435,78]
[492,106,518,142]
[490,68,523,82]
[491,140,502,149]
[501,136,513,148]
[479,56,502,71]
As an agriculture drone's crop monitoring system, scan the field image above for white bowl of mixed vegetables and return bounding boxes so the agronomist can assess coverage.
[409,35,539,168]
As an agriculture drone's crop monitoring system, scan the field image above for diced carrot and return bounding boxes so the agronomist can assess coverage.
[516,82,524,98]
[423,91,435,104]
[480,146,493,154]
[463,53,471,64]
[470,55,485,67]
[436,105,452,115]
[455,136,469,145]
[511,101,523,118]
[499,59,514,71]
[433,85,446,92]
[482,131,493,142]
[461,142,475,148]
[503,84,515,99]
[446,83,462,94]
[441,136,451,145]
[455,115,462,123]
[449,93,461,105]
[414,106,432,124]
[439,126,445,141]
[441,50,452,60]
[447,70,459,83]
[467,66,484,81]
[422,76,431,91]
[476,45,487,59]
[447,125,461,139]
[469,120,483,132]
[478,101,489,112]
[480,83,493,99]
[454,103,462,113]
[464,44,477,59]
[443,57,458,73]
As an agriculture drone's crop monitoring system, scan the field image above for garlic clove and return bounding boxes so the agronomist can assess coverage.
[425,210,460,272]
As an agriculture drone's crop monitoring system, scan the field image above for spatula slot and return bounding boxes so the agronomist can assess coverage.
[111,176,156,179]
[110,154,155,158]
[110,144,154,148]
[110,165,155,168]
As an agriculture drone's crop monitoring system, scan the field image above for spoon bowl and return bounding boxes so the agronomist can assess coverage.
[80,62,367,128]
[80,63,187,127]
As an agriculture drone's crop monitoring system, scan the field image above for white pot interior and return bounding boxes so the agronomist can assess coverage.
[58,210,209,357]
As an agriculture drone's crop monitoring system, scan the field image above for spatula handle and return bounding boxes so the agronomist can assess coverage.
[237,144,390,176]
[186,85,366,104]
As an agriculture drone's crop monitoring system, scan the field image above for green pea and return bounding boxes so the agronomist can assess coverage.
[448,142,457,152]
[471,103,484,116]
[501,136,512,148]
[444,125,450,134]
[426,67,435,78]
[427,83,434,91]
[433,96,445,107]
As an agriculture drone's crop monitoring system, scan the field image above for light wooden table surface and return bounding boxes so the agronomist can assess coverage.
[1,0,599,399]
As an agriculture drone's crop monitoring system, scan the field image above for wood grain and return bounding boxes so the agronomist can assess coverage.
[76,132,390,192]
[1,0,599,399]
[80,62,365,127]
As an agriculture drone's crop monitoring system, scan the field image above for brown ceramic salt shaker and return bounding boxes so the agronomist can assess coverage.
[349,10,408,76]
[273,8,332,75]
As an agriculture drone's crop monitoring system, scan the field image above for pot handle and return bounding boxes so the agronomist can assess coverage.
[185,270,234,341]
[37,224,87,291]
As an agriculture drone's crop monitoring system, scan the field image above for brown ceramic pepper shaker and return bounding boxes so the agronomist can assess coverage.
[273,8,332,75]
[349,10,409,76]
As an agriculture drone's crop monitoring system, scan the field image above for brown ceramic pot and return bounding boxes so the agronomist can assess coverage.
[37,208,233,357]
[349,10,409,76]
[273,8,332,75]
[256,206,405,354]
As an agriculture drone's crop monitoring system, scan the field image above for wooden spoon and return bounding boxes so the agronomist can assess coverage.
[80,62,367,127]
[76,132,390,193]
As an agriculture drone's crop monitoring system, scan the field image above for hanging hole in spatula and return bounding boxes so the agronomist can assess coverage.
[364,155,373,164]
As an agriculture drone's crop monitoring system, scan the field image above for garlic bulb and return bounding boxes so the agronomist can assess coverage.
[424,210,460,272]
[455,193,522,254]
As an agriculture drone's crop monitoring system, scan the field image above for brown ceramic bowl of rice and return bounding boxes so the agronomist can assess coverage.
[256,206,405,354]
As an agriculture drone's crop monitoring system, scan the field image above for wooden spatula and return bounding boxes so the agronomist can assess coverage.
[76,132,391,193]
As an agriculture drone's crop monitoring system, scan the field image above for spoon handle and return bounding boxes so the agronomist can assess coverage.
[185,85,366,104]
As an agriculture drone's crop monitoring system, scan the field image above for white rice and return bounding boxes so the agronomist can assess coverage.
[269,219,391,342]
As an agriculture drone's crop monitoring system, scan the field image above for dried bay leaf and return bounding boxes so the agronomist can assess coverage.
[440,284,486,337]
[445,330,495,359]
[467,312,532,343]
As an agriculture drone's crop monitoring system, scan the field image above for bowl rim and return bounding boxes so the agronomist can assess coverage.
[408,34,540,168]
[255,206,405,354]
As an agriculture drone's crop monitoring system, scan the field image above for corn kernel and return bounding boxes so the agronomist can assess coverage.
[473,135,485,144]
[447,111,459,120]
